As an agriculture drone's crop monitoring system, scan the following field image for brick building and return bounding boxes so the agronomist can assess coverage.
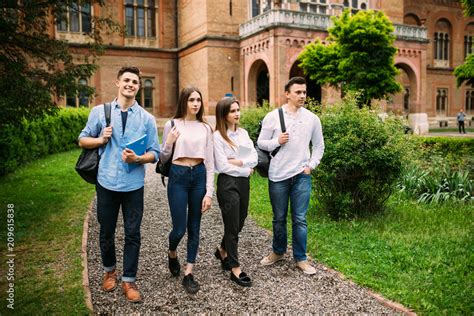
[57,0,473,132]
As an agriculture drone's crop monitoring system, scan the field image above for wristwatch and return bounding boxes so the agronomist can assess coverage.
[135,156,142,164]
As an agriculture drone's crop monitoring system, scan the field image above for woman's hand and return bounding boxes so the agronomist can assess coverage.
[201,196,212,213]
[303,167,311,175]
[228,159,243,167]
[166,126,180,145]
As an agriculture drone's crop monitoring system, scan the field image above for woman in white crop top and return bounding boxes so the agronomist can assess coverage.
[160,86,214,294]
[213,97,257,287]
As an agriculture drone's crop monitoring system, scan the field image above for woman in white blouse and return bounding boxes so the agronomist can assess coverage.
[213,97,258,287]
[160,86,213,294]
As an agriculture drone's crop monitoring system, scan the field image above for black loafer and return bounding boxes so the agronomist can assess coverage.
[168,253,180,277]
[230,271,252,287]
[182,274,200,294]
[214,248,231,271]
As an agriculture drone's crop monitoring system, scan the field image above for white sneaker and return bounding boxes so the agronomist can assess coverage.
[296,260,316,275]
[260,252,284,266]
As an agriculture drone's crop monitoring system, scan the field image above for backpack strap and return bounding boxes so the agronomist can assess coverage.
[270,107,285,157]
[162,120,175,186]
[104,103,111,127]
[278,107,286,133]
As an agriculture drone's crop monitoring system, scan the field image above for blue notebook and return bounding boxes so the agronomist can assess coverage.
[125,134,147,173]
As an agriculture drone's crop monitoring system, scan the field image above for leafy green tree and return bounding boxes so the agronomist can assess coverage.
[454,0,474,87]
[298,10,401,106]
[0,1,118,127]
[454,54,474,87]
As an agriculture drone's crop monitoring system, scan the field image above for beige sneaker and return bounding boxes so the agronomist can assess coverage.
[260,252,284,266]
[296,260,316,275]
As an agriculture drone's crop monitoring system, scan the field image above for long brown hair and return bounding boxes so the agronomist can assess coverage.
[215,96,239,149]
[174,86,205,122]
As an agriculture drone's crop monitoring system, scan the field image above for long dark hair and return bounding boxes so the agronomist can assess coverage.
[215,96,239,149]
[174,86,205,122]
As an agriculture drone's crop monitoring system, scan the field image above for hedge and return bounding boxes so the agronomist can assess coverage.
[0,108,90,176]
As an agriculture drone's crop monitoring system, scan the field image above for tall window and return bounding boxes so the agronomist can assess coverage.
[466,90,474,113]
[67,78,90,107]
[434,32,449,64]
[136,79,154,108]
[465,35,473,59]
[56,2,92,33]
[436,88,448,116]
[125,0,156,38]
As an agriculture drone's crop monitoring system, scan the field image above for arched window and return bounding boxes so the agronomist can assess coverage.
[125,0,156,38]
[144,79,153,108]
[136,78,154,108]
[464,24,474,59]
[342,0,368,14]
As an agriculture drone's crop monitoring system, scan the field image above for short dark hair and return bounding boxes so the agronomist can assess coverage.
[285,77,306,92]
[117,66,141,81]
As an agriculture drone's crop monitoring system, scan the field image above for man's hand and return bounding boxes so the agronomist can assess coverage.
[201,196,212,213]
[101,126,113,144]
[122,148,138,163]
[278,132,289,145]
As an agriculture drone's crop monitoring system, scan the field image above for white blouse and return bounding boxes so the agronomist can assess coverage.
[213,127,258,178]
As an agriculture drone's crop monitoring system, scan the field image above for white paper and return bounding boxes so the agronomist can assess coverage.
[236,145,252,160]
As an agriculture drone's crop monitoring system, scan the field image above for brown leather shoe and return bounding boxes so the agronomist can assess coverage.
[122,282,141,303]
[102,270,117,292]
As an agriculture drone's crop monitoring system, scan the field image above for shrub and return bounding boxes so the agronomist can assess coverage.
[239,102,271,143]
[313,94,409,220]
[0,107,90,175]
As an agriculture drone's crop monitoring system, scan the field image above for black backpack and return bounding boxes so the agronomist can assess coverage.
[75,103,111,184]
[254,108,285,177]
[155,120,175,186]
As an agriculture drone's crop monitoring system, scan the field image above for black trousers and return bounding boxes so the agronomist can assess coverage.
[216,174,250,268]
[96,183,144,281]
[459,121,466,134]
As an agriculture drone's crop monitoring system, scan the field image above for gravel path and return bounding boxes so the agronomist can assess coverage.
[86,165,398,314]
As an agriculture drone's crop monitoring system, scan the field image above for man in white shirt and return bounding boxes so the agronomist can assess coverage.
[257,77,324,275]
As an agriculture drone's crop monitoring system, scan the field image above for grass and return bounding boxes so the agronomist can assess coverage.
[0,149,96,315]
[249,174,474,314]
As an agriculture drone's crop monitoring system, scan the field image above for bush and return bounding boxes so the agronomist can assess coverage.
[313,94,409,220]
[0,107,90,175]
[239,102,272,143]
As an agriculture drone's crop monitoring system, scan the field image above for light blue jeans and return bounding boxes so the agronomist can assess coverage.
[269,173,312,262]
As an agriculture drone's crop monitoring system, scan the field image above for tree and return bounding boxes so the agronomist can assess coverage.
[298,10,402,106]
[0,1,118,127]
[454,0,474,87]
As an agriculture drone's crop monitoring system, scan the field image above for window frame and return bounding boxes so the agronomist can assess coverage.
[56,2,93,34]
[124,0,157,38]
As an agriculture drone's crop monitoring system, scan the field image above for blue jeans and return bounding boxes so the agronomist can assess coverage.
[268,173,312,262]
[96,183,144,282]
[167,163,206,263]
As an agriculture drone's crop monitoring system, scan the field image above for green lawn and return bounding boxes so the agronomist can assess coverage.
[249,174,474,314]
[0,149,95,315]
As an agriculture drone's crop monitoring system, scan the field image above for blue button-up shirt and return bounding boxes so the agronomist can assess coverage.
[78,100,160,192]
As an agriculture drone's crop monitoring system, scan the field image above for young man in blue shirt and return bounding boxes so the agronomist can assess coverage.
[79,66,160,302]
